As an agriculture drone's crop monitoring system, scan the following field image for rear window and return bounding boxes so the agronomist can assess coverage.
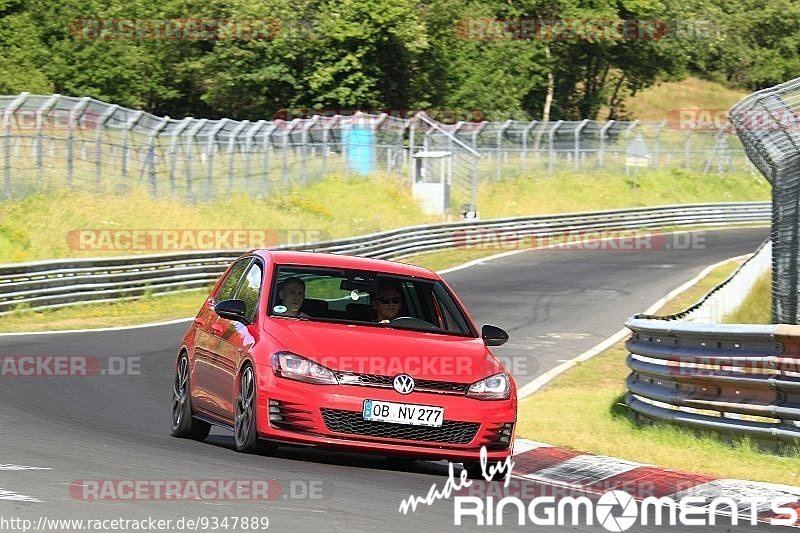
[268,265,476,337]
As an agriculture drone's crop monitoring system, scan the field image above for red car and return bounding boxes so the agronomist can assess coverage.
[171,250,516,476]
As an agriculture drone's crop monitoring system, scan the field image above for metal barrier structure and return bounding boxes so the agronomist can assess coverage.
[625,319,800,443]
[0,201,769,315]
[729,76,800,324]
[0,93,755,205]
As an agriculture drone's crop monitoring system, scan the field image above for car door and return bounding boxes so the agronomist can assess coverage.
[207,259,263,420]
[193,257,252,417]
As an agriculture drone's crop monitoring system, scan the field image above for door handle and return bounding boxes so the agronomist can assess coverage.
[211,324,224,335]
[194,318,206,327]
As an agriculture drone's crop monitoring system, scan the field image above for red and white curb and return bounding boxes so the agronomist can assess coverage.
[511,439,800,526]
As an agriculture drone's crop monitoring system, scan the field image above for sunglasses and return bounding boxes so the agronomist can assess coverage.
[376,297,401,305]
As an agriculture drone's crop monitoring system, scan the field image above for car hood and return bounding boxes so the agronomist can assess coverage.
[265,319,504,382]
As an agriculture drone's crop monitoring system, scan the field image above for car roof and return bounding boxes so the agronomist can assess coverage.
[250,250,439,280]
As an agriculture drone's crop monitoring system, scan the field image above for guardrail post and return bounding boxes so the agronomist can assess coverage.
[2,92,28,198]
[227,120,250,192]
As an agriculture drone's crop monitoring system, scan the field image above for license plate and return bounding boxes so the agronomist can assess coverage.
[362,400,444,427]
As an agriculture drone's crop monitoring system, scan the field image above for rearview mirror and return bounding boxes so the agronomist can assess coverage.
[482,324,509,347]
[214,299,249,324]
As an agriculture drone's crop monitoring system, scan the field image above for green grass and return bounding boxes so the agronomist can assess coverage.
[516,259,800,485]
[599,76,748,121]
[477,168,768,219]
[0,175,435,263]
[0,289,210,332]
[0,169,769,263]
[724,270,772,324]
[653,257,742,316]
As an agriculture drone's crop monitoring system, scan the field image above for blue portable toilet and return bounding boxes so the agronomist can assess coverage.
[343,120,374,175]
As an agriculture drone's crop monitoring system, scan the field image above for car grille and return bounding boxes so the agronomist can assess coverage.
[334,372,469,395]
[320,408,479,444]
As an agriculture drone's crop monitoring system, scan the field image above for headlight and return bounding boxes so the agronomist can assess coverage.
[467,372,510,400]
[271,351,338,385]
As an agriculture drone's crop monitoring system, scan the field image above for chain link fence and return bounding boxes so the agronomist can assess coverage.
[730,78,800,324]
[0,92,755,204]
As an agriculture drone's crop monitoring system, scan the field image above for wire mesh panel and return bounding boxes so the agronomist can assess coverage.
[730,80,800,324]
[0,93,756,208]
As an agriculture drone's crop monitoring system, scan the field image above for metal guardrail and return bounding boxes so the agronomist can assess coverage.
[625,319,800,443]
[0,201,769,315]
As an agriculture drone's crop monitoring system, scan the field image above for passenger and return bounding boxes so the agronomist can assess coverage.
[277,277,310,318]
[372,282,403,323]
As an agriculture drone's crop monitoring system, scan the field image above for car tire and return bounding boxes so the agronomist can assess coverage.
[234,364,261,453]
[171,353,211,441]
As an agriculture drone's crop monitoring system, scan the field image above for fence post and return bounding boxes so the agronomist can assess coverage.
[185,118,207,199]
[66,97,90,188]
[522,120,537,174]
[408,113,418,188]
[547,120,562,172]
[496,120,511,181]
[36,95,60,186]
[684,130,693,170]
[262,123,277,195]
[168,117,193,196]
[94,103,117,191]
[623,120,640,177]
[244,120,265,188]
[598,120,614,169]
[575,119,589,171]
[144,117,169,196]
[205,119,228,200]
[653,120,666,167]
[2,92,29,198]
[227,120,250,192]
[122,110,144,188]
[301,116,319,185]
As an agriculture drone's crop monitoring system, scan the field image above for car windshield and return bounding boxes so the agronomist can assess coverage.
[268,265,476,337]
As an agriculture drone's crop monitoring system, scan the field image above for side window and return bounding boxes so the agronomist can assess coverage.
[236,262,263,322]
[215,259,251,302]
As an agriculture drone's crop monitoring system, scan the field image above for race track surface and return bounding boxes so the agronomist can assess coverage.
[0,228,771,532]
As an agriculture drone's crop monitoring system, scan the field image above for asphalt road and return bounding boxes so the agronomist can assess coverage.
[0,227,772,532]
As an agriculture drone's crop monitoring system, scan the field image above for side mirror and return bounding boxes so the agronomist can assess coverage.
[214,299,250,325]
[482,324,509,347]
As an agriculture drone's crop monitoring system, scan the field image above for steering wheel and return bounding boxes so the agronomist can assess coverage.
[389,316,440,329]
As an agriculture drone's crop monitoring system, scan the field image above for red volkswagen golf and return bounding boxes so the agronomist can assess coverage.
[171,250,517,476]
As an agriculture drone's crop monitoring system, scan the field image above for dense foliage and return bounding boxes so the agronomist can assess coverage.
[0,0,796,120]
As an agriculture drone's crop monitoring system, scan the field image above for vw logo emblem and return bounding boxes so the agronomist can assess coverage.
[393,374,415,395]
